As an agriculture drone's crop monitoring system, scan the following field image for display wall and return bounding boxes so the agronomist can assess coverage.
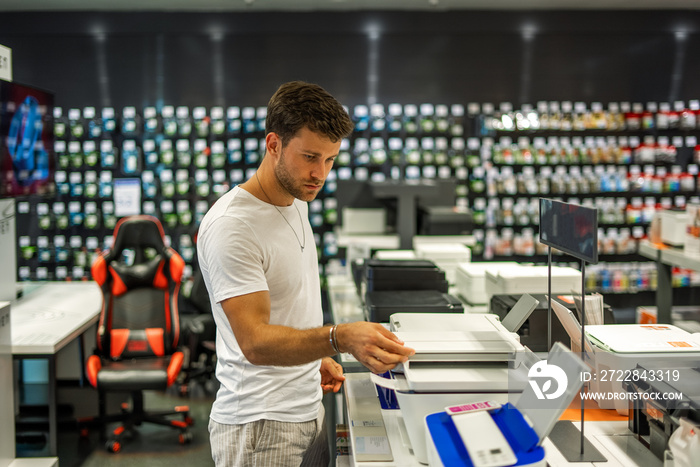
[2,9,700,298]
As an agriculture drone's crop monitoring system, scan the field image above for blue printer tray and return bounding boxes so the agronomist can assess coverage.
[426,402,545,467]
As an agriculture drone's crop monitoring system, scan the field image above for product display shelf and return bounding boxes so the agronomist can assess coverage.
[13,99,700,293]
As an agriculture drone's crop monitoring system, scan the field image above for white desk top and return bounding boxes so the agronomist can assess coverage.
[9,458,58,467]
[11,282,102,355]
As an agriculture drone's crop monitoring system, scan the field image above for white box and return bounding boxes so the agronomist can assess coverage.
[659,209,688,247]
[415,242,471,262]
[373,249,416,260]
[341,208,386,234]
[455,262,519,305]
[484,265,581,301]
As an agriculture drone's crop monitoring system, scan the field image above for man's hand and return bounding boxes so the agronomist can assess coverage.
[320,357,345,394]
[337,322,415,374]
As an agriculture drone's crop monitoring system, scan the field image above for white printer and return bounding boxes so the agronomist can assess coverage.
[371,295,539,465]
[424,342,588,467]
[414,242,472,286]
[551,298,700,414]
[455,261,519,306]
[484,264,581,305]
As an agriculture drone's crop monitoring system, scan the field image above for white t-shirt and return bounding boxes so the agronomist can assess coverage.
[197,186,323,425]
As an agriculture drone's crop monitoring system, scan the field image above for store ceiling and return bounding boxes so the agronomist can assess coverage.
[2,0,700,11]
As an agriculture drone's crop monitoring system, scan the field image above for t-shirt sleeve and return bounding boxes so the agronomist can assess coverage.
[197,215,268,304]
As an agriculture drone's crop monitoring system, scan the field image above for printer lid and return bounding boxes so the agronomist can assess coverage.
[395,330,518,362]
[395,331,516,362]
[390,311,510,333]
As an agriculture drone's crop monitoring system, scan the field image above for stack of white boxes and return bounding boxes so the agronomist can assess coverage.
[413,242,471,286]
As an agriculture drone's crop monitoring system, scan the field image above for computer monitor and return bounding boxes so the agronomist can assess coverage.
[416,178,457,208]
[0,80,55,198]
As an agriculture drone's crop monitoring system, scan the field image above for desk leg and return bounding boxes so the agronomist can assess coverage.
[48,354,57,457]
[655,259,673,324]
[79,333,86,387]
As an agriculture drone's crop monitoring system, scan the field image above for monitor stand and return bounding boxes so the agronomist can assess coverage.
[370,180,437,250]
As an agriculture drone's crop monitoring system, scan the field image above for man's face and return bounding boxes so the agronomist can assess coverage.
[273,127,341,202]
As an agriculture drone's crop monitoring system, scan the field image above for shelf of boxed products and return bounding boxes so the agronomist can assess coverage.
[471,193,697,233]
[476,100,700,134]
[471,165,699,199]
[473,226,644,259]
[55,103,466,144]
[349,103,466,138]
[20,100,700,285]
[486,135,693,166]
[19,102,471,282]
[53,105,268,142]
[586,261,700,294]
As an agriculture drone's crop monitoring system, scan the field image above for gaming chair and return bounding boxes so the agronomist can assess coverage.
[80,215,193,452]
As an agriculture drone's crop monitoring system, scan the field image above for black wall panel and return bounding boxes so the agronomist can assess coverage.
[1,10,700,109]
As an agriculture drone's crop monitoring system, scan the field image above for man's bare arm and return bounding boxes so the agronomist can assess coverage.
[221,291,414,373]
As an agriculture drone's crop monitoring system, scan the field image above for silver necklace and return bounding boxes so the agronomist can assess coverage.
[255,172,306,252]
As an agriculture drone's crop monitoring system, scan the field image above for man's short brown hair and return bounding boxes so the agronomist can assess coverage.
[266,81,354,146]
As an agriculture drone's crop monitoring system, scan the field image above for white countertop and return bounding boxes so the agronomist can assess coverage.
[11,282,102,355]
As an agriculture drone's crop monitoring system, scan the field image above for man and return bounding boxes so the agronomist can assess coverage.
[198,81,415,466]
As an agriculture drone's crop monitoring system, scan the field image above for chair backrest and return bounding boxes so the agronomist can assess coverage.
[92,215,185,360]
[184,228,212,315]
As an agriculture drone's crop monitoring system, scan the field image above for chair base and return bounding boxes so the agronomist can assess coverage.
[78,390,193,453]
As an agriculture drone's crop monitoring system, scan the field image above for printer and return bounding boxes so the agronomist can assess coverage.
[371,295,540,464]
[551,298,700,415]
[424,342,588,467]
[455,261,519,307]
[484,264,581,306]
[624,360,700,460]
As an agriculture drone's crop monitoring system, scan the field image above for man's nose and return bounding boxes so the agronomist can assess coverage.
[310,159,327,180]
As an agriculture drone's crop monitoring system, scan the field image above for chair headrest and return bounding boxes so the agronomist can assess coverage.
[110,215,167,257]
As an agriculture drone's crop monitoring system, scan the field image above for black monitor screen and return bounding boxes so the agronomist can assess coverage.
[0,80,55,198]
[539,198,598,264]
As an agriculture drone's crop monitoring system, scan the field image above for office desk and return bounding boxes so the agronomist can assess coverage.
[11,281,102,457]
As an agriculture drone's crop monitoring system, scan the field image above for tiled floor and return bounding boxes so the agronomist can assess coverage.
[18,381,218,467]
[18,379,338,467]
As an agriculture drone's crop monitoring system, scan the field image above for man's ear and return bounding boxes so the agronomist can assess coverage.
[266,132,282,161]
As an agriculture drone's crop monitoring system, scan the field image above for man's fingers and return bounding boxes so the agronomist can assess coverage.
[377,335,415,359]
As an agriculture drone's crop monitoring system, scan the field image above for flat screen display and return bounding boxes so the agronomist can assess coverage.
[539,198,598,264]
[0,80,55,198]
